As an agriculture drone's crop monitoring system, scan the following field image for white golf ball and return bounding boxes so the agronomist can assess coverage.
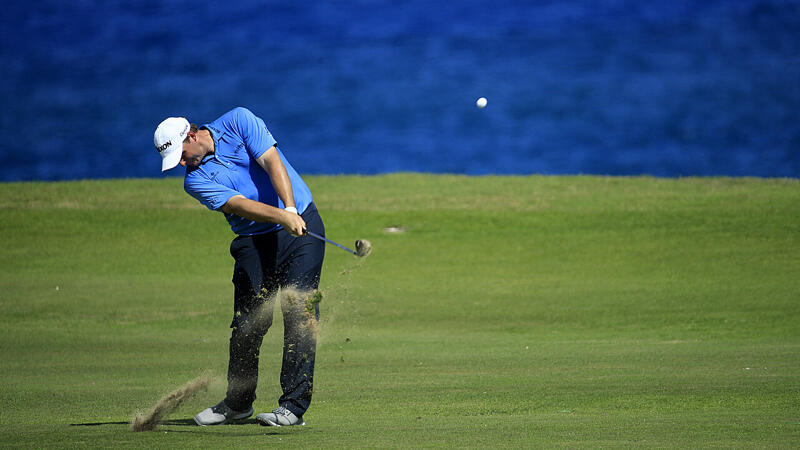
[476,97,487,108]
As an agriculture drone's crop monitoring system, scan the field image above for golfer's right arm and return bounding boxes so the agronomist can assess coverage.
[221,195,306,236]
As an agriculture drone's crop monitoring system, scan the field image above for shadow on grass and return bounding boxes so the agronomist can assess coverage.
[70,418,262,427]
[70,421,128,427]
[69,418,306,436]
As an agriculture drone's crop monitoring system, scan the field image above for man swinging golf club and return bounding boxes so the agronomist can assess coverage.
[154,107,325,427]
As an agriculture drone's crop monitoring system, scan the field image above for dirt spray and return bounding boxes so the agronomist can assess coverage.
[130,373,216,432]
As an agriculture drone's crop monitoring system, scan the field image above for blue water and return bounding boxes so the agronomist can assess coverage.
[2,0,799,181]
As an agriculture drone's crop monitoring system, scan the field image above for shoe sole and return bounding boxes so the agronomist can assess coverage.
[195,416,225,426]
[256,416,306,427]
[194,409,253,426]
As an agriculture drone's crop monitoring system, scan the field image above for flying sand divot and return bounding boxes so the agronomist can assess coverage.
[130,373,216,432]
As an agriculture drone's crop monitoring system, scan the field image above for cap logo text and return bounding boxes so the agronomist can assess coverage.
[157,140,172,153]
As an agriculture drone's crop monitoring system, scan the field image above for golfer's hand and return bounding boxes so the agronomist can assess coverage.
[281,210,306,237]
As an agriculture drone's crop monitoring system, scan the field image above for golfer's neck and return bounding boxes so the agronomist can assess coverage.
[199,129,216,156]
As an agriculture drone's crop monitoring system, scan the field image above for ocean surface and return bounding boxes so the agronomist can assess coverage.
[2,0,799,181]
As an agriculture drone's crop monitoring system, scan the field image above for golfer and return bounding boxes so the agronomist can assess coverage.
[154,107,325,427]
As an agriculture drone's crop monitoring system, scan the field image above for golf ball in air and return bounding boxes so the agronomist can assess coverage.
[476,97,487,108]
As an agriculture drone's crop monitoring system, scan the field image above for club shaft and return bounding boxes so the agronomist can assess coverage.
[306,230,356,255]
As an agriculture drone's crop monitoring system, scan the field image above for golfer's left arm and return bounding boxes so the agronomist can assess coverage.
[257,145,297,212]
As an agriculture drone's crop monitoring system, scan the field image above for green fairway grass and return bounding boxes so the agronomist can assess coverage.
[1,174,798,448]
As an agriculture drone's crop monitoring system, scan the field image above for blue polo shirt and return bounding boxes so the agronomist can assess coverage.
[184,107,313,236]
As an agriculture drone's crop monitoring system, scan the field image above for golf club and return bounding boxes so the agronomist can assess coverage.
[304,229,371,257]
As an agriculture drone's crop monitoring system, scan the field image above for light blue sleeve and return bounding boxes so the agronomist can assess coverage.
[229,107,278,160]
[184,172,241,211]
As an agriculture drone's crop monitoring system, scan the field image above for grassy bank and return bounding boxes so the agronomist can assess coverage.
[1,174,798,448]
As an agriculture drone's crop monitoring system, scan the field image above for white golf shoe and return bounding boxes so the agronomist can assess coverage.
[194,401,253,426]
[256,406,306,426]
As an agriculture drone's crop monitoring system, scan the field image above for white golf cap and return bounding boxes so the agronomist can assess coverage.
[154,117,190,171]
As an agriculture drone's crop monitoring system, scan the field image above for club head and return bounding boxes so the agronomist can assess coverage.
[355,240,372,258]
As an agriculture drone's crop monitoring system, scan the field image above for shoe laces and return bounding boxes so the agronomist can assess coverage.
[212,401,231,414]
[274,406,291,417]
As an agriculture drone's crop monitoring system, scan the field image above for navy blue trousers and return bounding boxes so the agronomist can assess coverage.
[224,203,325,418]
